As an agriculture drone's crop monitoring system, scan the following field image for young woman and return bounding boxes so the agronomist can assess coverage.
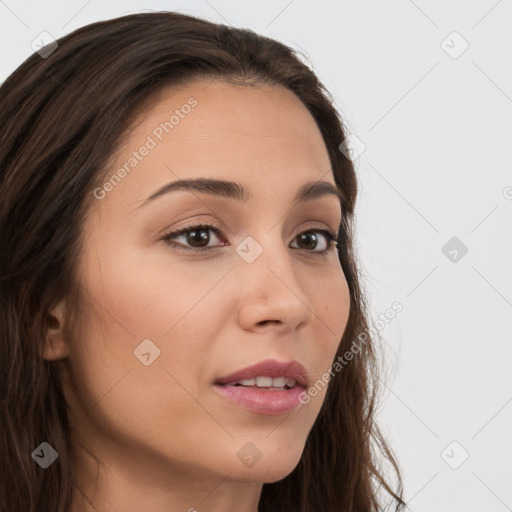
[0,11,406,512]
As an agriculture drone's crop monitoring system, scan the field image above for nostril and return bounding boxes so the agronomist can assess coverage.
[258,320,283,326]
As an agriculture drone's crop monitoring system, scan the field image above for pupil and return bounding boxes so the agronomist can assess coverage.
[300,232,317,250]
[188,228,209,247]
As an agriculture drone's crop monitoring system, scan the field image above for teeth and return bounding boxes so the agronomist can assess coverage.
[272,377,288,387]
[228,376,297,388]
[238,378,256,386]
[256,376,273,387]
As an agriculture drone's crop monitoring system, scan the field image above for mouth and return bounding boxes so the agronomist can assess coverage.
[212,359,309,415]
[220,376,299,390]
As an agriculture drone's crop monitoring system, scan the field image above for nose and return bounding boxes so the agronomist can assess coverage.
[235,237,313,334]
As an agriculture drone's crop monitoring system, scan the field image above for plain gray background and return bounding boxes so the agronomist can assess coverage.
[1,1,511,510]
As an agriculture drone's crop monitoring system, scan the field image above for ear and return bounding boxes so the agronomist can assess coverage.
[42,299,70,361]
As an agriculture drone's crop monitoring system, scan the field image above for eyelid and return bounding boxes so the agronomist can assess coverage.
[161,216,226,237]
[162,216,339,238]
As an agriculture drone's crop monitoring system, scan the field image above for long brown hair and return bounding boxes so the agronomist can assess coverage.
[0,11,407,511]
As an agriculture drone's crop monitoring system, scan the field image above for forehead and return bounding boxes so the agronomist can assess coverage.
[98,78,335,213]
[133,78,327,145]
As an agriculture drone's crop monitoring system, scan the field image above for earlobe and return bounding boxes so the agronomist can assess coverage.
[42,299,70,361]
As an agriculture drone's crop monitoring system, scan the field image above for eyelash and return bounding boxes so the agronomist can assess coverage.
[161,222,342,256]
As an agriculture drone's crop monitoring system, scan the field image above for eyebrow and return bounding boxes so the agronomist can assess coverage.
[135,177,345,210]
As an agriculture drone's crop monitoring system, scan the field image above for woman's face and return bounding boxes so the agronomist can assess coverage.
[53,78,350,503]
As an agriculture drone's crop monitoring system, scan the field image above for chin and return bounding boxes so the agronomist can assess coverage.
[230,463,301,484]
[226,444,305,483]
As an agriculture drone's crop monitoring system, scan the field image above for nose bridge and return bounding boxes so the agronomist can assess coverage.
[237,230,294,286]
[234,230,312,329]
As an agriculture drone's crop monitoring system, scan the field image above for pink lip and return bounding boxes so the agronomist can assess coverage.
[213,359,309,415]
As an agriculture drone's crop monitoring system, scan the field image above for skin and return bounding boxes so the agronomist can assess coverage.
[44,78,351,512]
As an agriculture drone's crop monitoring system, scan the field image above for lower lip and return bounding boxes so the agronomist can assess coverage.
[213,384,306,415]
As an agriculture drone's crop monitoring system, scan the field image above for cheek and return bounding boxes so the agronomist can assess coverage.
[64,278,227,455]
[67,245,230,428]
[81,236,231,345]
[300,271,350,405]
[329,274,351,345]
[310,267,350,348]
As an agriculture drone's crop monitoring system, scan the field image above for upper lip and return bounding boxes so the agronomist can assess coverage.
[215,359,309,388]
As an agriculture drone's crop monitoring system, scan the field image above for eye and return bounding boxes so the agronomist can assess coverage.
[161,223,227,253]
[290,229,340,254]
[161,223,342,255]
